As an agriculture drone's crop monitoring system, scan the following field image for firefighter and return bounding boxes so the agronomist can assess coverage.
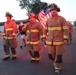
[23,13,43,63]
[66,21,73,44]
[3,12,18,60]
[43,3,69,74]
[17,22,26,49]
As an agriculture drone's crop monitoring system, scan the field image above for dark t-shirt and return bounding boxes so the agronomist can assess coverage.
[18,25,26,35]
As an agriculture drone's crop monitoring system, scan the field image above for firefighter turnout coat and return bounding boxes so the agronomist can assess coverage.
[43,15,69,46]
[25,21,43,45]
[3,20,18,48]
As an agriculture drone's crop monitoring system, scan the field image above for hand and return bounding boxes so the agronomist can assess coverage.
[64,40,68,44]
[43,38,46,42]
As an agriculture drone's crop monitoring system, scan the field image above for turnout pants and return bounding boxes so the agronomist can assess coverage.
[3,39,17,57]
[27,43,41,58]
[47,45,64,69]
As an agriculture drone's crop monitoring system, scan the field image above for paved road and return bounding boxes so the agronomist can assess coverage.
[0,27,76,75]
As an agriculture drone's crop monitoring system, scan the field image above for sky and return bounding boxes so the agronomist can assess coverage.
[0,0,76,22]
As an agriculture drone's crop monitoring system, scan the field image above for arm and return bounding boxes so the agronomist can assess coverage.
[12,21,17,36]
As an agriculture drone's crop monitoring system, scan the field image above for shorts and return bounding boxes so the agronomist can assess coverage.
[21,35,25,39]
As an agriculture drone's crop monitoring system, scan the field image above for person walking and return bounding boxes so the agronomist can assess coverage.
[43,3,69,74]
[3,12,18,60]
[23,13,43,63]
[17,22,26,49]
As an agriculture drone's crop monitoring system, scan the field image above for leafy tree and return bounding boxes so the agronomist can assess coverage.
[17,0,47,15]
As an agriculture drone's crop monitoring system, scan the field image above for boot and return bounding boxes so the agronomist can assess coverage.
[11,47,17,60]
[3,57,10,61]
[20,46,23,49]
[34,51,40,63]
[12,57,17,60]
[3,45,10,61]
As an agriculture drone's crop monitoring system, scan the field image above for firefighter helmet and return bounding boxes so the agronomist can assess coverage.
[49,3,60,12]
[5,12,13,17]
[29,13,37,19]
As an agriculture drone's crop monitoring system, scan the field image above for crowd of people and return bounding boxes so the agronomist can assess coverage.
[2,3,73,74]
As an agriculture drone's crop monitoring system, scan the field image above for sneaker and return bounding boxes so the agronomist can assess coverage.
[3,57,10,61]
[55,69,60,74]
[44,45,47,47]
[12,57,17,60]
[20,46,23,49]
[24,44,26,47]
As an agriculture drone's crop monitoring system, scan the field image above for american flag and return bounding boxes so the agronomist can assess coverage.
[38,7,51,27]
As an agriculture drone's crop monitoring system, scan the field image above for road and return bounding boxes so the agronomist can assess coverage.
[0,27,76,75]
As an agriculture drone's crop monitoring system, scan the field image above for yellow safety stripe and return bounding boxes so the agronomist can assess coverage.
[26,29,39,33]
[53,41,63,45]
[62,26,68,30]
[44,26,48,30]
[26,40,40,45]
[31,57,36,60]
[26,30,30,33]
[6,28,13,31]
[12,54,17,57]
[63,35,69,39]
[46,41,63,45]
[35,57,41,60]
[4,36,13,39]
[55,67,62,70]
[40,35,44,38]
[46,41,52,45]
[31,29,39,32]
[48,27,62,30]
[5,54,10,57]
[42,34,46,38]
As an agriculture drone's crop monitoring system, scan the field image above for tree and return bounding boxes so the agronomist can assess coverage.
[74,21,76,26]
[17,0,47,15]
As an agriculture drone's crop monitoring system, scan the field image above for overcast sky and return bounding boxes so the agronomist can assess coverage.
[0,0,76,22]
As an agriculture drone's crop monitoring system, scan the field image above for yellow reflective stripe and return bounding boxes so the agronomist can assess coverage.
[31,29,39,32]
[46,41,63,45]
[53,41,63,45]
[63,26,68,29]
[40,35,44,38]
[5,55,10,57]
[63,35,69,39]
[27,30,30,33]
[44,26,48,30]
[46,41,52,45]
[6,28,13,31]
[55,67,62,70]
[42,34,46,38]
[31,57,36,60]
[48,27,62,30]
[27,29,39,33]
[26,40,40,45]
[4,36,13,39]
[12,54,17,57]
